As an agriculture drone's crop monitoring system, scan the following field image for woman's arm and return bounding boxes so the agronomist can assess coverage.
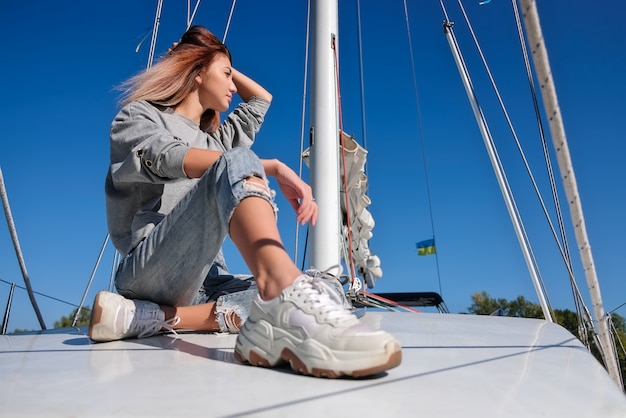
[184,68,271,178]
[183,152,317,225]
[232,68,272,103]
[183,148,223,178]
[262,159,317,226]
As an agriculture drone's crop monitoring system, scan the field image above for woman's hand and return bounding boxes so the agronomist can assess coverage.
[232,68,273,103]
[263,159,317,226]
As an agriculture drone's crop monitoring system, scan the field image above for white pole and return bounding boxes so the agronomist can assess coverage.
[309,0,341,271]
[520,0,622,388]
[443,23,552,322]
[0,167,46,330]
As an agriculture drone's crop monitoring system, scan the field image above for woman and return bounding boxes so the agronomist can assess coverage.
[89,25,401,378]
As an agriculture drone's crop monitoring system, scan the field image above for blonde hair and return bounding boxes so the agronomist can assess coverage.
[118,25,232,132]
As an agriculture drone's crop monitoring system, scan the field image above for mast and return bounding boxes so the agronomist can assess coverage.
[519,0,623,388]
[309,0,341,270]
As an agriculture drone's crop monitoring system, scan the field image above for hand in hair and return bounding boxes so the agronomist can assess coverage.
[167,42,180,55]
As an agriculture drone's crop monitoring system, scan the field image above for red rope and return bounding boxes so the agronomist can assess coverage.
[358,290,423,313]
[332,38,420,315]
[332,36,357,284]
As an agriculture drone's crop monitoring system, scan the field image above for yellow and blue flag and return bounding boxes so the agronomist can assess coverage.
[416,239,436,256]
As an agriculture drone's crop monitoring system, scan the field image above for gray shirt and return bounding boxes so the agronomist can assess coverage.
[105,97,270,255]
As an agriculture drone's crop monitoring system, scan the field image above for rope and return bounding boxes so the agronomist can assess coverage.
[332,36,358,283]
[356,290,423,313]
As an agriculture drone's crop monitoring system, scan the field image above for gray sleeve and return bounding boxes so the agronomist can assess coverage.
[109,102,189,185]
[209,96,271,150]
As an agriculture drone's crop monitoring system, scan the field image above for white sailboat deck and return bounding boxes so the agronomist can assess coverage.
[2,311,625,417]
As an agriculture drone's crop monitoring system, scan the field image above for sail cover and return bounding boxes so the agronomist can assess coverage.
[303,131,382,289]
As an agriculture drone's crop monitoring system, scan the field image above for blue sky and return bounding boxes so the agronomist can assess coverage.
[1,0,624,332]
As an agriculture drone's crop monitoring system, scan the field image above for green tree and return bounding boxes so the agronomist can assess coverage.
[54,307,91,328]
[11,328,32,333]
[552,308,580,334]
[467,291,506,315]
[467,291,543,317]
[468,291,626,390]
[10,306,92,333]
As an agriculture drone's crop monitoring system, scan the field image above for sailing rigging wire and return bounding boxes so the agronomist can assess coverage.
[0,167,46,330]
[1,282,14,334]
[75,0,202,328]
[609,316,626,375]
[10,0,173,330]
[521,0,623,387]
[293,2,424,313]
[518,0,621,386]
[146,0,163,68]
[187,0,202,31]
[0,279,86,313]
[445,0,606,351]
[221,0,237,42]
[7,0,254,331]
[402,0,444,297]
[448,0,620,381]
[458,0,598,347]
[295,0,312,268]
[610,302,626,315]
[509,0,591,342]
[441,10,554,321]
[73,0,210,322]
[109,251,122,293]
[146,0,204,68]
[511,0,574,277]
[455,4,600,319]
[72,234,110,327]
[453,0,554,313]
[355,0,369,164]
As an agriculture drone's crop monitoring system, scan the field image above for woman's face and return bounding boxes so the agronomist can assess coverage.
[197,53,236,112]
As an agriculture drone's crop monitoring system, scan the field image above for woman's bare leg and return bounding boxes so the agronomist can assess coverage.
[229,193,302,301]
[160,303,229,331]
[159,178,300,328]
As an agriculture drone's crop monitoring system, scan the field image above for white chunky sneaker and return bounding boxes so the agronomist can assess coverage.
[234,275,402,378]
[88,290,180,342]
[304,265,352,310]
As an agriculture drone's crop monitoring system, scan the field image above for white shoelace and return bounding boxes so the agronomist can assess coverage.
[137,316,181,339]
[296,277,355,323]
[304,265,352,309]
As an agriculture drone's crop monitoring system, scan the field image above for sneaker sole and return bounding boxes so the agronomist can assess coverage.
[234,320,402,378]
